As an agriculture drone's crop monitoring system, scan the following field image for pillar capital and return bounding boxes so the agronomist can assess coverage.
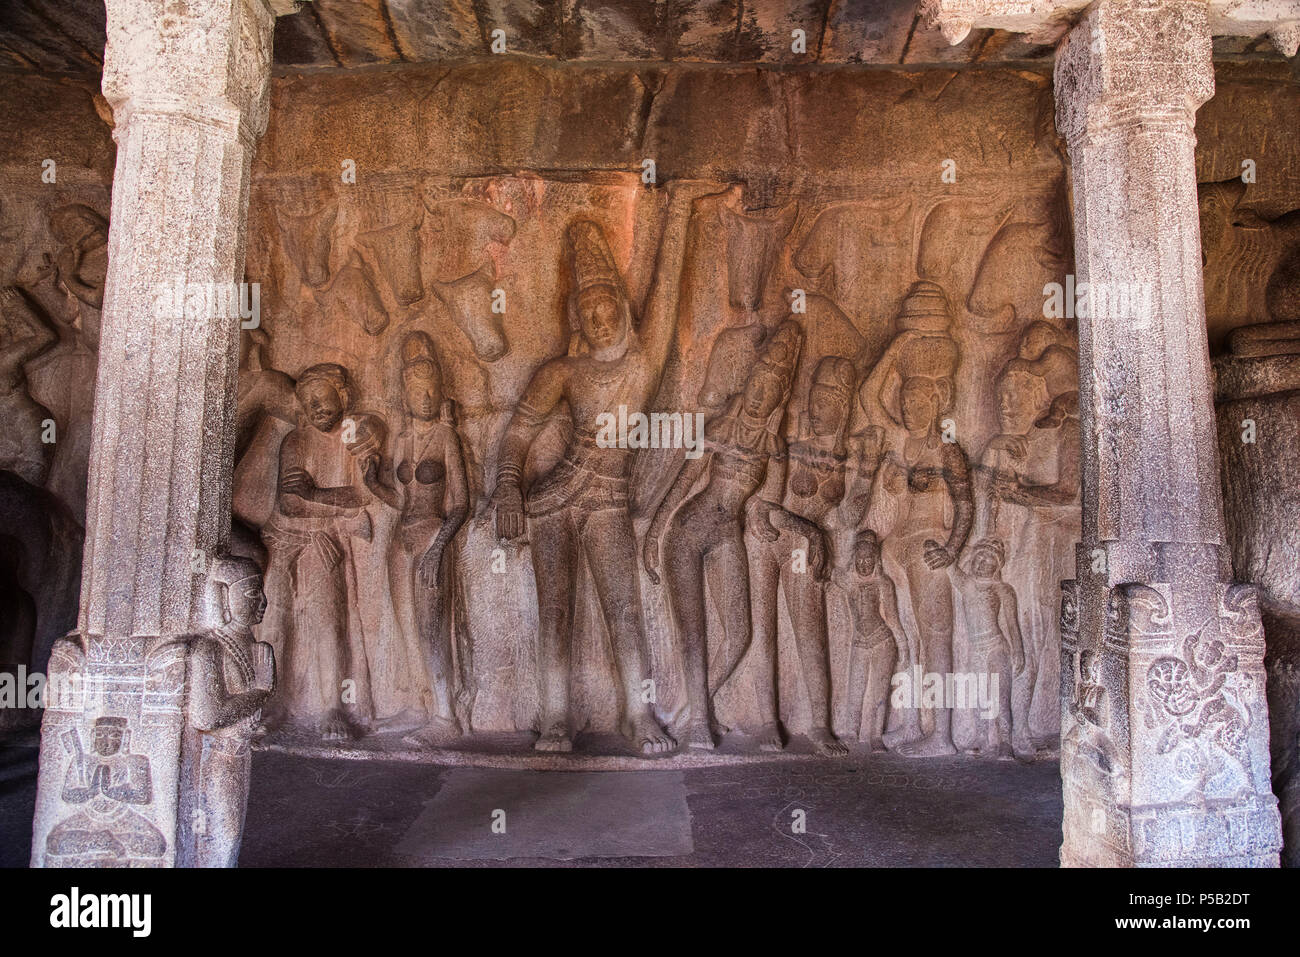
[101,0,287,145]
[1053,0,1214,153]
[922,0,1300,54]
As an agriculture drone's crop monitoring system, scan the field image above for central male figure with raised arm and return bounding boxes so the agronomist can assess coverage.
[491,183,711,754]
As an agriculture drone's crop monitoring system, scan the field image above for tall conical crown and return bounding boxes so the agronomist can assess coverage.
[567,219,622,295]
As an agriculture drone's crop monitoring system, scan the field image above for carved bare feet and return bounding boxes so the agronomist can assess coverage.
[683,722,715,750]
[320,709,353,743]
[454,685,476,727]
[881,715,922,750]
[627,715,676,755]
[756,722,785,752]
[403,715,461,749]
[535,723,573,752]
[1013,729,1036,759]
[895,733,958,757]
[809,727,849,757]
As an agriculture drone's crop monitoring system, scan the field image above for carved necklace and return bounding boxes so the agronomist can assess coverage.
[583,355,635,389]
[406,423,440,463]
[902,430,939,468]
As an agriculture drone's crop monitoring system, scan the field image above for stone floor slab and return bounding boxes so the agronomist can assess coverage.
[393,768,694,862]
[1,745,1065,867]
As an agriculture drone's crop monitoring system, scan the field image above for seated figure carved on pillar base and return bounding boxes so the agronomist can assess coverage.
[31,555,276,869]
[32,633,189,867]
[43,715,167,866]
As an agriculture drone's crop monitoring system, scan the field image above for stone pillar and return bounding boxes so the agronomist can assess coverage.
[1053,0,1280,867]
[30,0,285,867]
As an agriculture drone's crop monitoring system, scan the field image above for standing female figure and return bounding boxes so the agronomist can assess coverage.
[644,322,802,750]
[363,332,470,746]
[747,355,860,755]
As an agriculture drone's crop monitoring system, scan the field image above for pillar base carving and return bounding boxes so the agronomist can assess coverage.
[31,634,189,867]
[1060,571,1282,867]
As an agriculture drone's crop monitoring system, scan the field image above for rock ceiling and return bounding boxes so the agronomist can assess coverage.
[0,0,1287,74]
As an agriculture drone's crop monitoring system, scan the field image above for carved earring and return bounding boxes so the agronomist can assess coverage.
[938,379,955,417]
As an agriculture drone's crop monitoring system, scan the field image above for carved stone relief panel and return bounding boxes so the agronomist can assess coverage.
[223,152,1086,762]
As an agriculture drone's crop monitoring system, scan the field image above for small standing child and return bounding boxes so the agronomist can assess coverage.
[844,530,910,751]
[947,539,1025,759]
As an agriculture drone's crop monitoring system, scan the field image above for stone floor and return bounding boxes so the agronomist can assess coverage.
[1,731,1064,866]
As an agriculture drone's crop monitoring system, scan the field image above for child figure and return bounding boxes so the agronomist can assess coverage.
[947,539,1025,759]
[844,530,909,751]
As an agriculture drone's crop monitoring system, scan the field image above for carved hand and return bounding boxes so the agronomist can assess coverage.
[746,500,781,543]
[987,434,1027,459]
[252,641,276,692]
[280,466,318,499]
[810,529,832,582]
[0,286,22,319]
[922,539,955,570]
[784,513,828,579]
[56,246,80,286]
[418,546,443,592]
[975,464,1020,500]
[347,430,381,465]
[493,482,526,542]
[908,466,941,493]
[881,460,908,494]
[996,472,1026,499]
[642,534,661,586]
[34,252,58,283]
